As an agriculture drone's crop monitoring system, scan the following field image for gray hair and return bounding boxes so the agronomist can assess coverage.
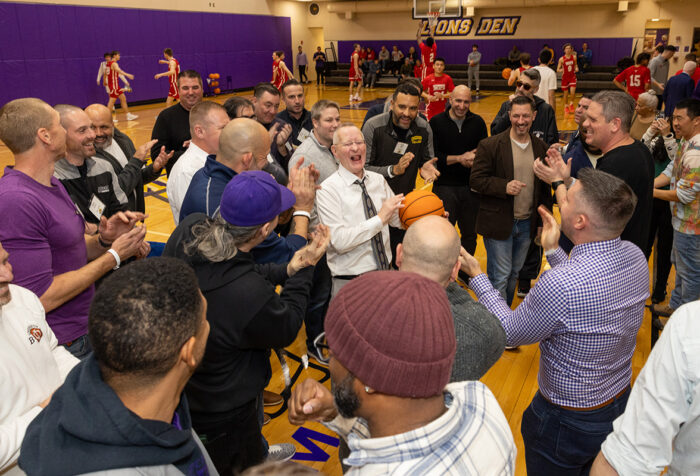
[522,68,541,85]
[332,123,362,145]
[310,99,340,121]
[592,90,635,133]
[637,92,658,109]
[183,213,262,262]
[577,168,637,237]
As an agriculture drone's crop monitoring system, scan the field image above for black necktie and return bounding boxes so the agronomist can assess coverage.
[355,178,390,270]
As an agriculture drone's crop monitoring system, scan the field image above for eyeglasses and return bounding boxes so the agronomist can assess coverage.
[339,140,365,148]
[516,81,533,91]
[313,332,330,364]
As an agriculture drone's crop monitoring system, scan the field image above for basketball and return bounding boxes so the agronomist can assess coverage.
[398,190,445,229]
[214,88,221,94]
[501,68,512,80]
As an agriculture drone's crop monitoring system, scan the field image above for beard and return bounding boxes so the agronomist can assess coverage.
[332,373,361,419]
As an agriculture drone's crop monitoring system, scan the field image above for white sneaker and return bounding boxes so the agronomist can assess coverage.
[126,113,138,121]
[266,443,296,463]
[349,95,354,102]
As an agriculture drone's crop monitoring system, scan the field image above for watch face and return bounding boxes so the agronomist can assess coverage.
[309,3,319,15]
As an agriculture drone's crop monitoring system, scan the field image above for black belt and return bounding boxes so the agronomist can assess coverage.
[334,275,361,281]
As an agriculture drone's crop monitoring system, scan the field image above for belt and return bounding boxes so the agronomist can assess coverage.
[542,386,630,412]
[334,274,361,281]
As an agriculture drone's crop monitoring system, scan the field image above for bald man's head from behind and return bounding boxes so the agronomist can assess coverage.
[217,118,271,173]
[85,104,115,150]
[396,215,461,287]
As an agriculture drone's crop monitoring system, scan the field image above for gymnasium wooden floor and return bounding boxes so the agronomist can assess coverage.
[0,85,666,475]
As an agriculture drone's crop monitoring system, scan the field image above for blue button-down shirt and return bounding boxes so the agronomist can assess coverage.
[471,238,649,408]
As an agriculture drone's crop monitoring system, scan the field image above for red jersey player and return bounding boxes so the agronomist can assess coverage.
[421,58,455,120]
[416,21,437,81]
[348,43,363,103]
[271,50,293,91]
[105,50,137,122]
[614,53,653,100]
[557,43,579,114]
[154,48,181,108]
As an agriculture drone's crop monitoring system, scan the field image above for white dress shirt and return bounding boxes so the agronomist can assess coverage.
[0,285,79,474]
[166,142,209,224]
[316,165,401,278]
[601,301,700,476]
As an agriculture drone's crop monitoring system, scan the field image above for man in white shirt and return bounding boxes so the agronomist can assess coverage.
[534,49,557,110]
[591,301,700,476]
[166,101,230,224]
[316,124,404,295]
[0,241,79,474]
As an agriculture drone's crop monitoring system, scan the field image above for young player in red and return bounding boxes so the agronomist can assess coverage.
[557,43,579,114]
[105,51,137,122]
[348,43,363,103]
[154,48,181,107]
[613,52,652,100]
[416,21,437,81]
[421,57,455,120]
[271,50,293,91]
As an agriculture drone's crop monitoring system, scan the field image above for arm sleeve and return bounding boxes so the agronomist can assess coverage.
[430,118,448,171]
[469,141,508,198]
[600,307,695,476]
[361,121,376,170]
[240,266,314,349]
[141,163,161,184]
[490,103,511,136]
[545,109,559,146]
[364,127,391,178]
[614,70,626,83]
[426,121,435,158]
[316,187,387,253]
[0,406,43,471]
[661,160,674,178]
[116,157,144,197]
[254,262,290,287]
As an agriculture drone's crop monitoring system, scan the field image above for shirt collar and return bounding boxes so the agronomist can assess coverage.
[337,164,366,185]
[185,141,209,158]
[386,112,415,137]
[310,130,332,152]
[569,237,621,259]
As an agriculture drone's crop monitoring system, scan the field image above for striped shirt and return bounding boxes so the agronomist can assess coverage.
[470,238,648,408]
[326,381,515,475]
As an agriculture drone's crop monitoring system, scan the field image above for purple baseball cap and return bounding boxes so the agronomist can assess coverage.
[219,170,296,226]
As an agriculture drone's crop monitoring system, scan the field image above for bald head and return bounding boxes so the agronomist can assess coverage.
[217,118,271,172]
[449,85,472,119]
[85,103,114,149]
[398,215,461,286]
[683,61,697,75]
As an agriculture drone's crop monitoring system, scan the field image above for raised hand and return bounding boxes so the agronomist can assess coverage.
[99,211,147,243]
[537,205,560,252]
[378,194,404,224]
[152,146,174,173]
[458,247,482,278]
[393,152,414,176]
[419,157,441,183]
[288,378,337,426]
[134,139,159,161]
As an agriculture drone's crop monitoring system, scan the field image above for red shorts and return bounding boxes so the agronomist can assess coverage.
[561,74,577,90]
[349,72,362,83]
[168,80,179,99]
[109,86,124,99]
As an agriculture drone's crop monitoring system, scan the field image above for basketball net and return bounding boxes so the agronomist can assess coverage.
[427,11,440,31]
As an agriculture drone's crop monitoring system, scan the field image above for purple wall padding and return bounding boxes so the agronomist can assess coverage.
[0,2,292,107]
[339,38,633,66]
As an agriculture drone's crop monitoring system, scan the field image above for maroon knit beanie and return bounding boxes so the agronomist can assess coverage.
[325,271,456,398]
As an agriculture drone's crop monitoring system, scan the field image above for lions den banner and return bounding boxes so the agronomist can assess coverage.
[419,16,521,37]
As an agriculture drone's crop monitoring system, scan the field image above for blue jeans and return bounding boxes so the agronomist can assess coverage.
[521,389,630,476]
[484,218,531,306]
[669,229,700,309]
[62,334,92,360]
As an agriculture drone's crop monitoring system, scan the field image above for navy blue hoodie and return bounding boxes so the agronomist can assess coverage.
[19,355,214,476]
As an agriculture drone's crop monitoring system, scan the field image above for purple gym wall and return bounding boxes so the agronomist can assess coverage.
[0,2,292,107]
[339,38,633,66]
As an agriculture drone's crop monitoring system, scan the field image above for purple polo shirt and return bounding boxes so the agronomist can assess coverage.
[0,167,93,343]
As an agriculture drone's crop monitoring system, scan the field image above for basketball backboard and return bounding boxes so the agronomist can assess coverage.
[412,0,462,19]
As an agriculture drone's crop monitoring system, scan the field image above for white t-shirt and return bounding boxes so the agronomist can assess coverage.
[166,142,210,225]
[534,65,557,105]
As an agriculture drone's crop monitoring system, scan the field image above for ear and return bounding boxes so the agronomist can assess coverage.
[449,259,461,283]
[574,213,588,230]
[193,124,205,139]
[259,221,273,238]
[37,127,51,147]
[610,117,622,134]
[240,152,254,170]
[331,144,338,156]
[179,336,198,370]
[395,243,404,268]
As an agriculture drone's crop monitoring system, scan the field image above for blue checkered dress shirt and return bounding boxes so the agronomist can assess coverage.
[470,238,649,408]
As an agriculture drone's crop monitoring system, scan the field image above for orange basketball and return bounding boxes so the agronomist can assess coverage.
[398,189,445,229]
[208,73,216,79]
[214,88,221,94]
[211,81,219,87]
[501,68,512,80]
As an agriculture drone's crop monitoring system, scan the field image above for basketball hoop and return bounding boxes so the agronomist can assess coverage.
[427,11,440,31]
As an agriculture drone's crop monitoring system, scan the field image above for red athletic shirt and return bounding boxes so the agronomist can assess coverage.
[367,50,376,60]
[169,58,180,89]
[272,59,287,89]
[615,65,651,100]
[419,42,437,80]
[422,73,455,120]
[106,60,119,91]
[561,56,576,76]
[349,52,361,80]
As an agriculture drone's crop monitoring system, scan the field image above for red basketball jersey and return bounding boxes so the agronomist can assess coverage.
[272,59,284,89]
[614,65,651,100]
[349,52,361,80]
[106,60,119,91]
[419,42,437,80]
[168,58,181,98]
[422,73,455,120]
[561,55,576,76]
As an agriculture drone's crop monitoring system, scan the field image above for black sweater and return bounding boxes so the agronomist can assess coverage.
[490,95,559,146]
[150,103,191,176]
[163,213,314,419]
[430,110,488,187]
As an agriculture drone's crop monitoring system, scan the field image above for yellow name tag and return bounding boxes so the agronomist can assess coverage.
[411,136,422,144]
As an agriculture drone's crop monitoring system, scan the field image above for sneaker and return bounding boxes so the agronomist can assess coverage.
[126,113,138,121]
[306,348,329,367]
[517,280,530,298]
[505,345,520,351]
[652,303,675,317]
[266,443,296,463]
[263,413,271,425]
[475,89,480,95]
[349,95,354,102]
[124,86,132,92]
[263,390,283,406]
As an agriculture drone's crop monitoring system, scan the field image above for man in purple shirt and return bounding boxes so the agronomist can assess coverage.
[460,167,649,475]
[0,98,148,359]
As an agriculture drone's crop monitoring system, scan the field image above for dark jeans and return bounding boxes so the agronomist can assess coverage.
[316,66,326,84]
[192,398,265,475]
[521,389,630,476]
[62,334,92,360]
[305,254,332,351]
[645,197,673,298]
[298,65,308,83]
[432,184,479,255]
[518,239,544,281]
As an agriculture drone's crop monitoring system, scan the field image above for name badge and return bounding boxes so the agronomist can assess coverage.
[89,194,106,220]
[411,136,422,144]
[393,142,408,155]
[297,128,311,143]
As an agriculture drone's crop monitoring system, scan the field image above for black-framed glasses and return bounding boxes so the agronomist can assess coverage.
[516,81,532,91]
[313,332,330,364]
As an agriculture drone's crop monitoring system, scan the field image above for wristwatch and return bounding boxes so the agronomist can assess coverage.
[551,180,565,191]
